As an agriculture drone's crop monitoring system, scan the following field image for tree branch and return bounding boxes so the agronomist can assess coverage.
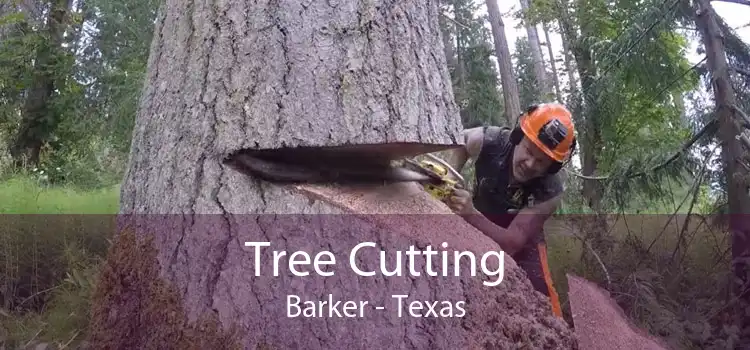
[733,105,750,127]
[712,0,750,5]
[731,66,750,78]
[565,119,718,181]
[440,12,470,30]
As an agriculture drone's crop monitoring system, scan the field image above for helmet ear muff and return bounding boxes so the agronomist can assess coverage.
[510,126,523,145]
[510,104,540,145]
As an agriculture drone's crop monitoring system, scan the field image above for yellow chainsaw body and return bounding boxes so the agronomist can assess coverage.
[415,159,459,202]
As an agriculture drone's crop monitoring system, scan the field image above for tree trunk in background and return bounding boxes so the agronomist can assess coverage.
[542,23,563,102]
[695,0,750,343]
[485,0,521,124]
[673,91,688,125]
[86,0,577,348]
[555,0,602,214]
[554,0,612,285]
[559,25,578,102]
[10,0,72,167]
[439,1,457,73]
[453,0,467,88]
[519,0,550,101]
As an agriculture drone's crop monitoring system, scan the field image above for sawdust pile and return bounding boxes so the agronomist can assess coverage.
[87,230,242,350]
[567,274,672,350]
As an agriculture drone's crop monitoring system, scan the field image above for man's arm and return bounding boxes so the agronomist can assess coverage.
[458,209,529,256]
[450,173,564,255]
[444,127,484,174]
[460,194,560,255]
[505,176,565,249]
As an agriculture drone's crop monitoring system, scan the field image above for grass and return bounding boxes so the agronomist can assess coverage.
[0,176,120,214]
[0,175,736,349]
[0,176,119,348]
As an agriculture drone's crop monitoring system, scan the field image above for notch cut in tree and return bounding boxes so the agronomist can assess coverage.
[118,0,468,214]
[90,0,579,348]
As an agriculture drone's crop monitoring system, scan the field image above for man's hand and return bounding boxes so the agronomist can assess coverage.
[446,188,477,215]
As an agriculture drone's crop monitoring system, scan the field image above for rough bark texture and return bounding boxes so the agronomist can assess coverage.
[120,0,465,214]
[88,229,242,350]
[104,0,579,348]
[485,0,521,124]
[694,0,750,342]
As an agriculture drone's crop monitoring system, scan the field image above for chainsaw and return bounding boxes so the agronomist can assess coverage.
[398,154,465,202]
[223,146,466,203]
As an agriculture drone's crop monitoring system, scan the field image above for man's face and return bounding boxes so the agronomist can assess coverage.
[511,136,555,182]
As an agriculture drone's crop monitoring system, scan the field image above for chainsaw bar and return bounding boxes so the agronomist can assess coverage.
[225,152,437,185]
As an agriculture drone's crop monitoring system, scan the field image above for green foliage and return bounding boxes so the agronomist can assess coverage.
[458,44,505,127]
[84,0,160,154]
[0,0,158,189]
[0,176,119,214]
[0,177,117,347]
[445,0,504,128]
[553,0,700,211]
[0,0,745,347]
[0,14,39,132]
[513,37,542,108]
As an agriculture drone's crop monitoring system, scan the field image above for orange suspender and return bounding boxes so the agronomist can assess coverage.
[537,242,563,318]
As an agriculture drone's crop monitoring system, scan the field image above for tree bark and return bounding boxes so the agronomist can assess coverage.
[88,0,577,348]
[555,1,602,214]
[695,0,750,342]
[485,0,521,125]
[118,0,467,214]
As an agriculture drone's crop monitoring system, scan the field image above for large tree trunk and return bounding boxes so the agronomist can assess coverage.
[87,0,577,348]
[485,0,521,124]
[695,0,750,342]
[519,0,550,101]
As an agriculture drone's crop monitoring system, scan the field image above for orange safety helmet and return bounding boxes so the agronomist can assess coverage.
[510,103,577,168]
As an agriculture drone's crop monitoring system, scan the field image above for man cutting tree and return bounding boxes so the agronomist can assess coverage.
[443,103,577,318]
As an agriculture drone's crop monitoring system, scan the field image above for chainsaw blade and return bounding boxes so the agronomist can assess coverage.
[400,158,448,183]
[225,152,434,185]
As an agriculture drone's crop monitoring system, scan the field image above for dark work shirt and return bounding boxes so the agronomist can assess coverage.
[470,126,563,296]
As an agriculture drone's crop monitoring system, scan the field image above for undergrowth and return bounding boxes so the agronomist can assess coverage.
[0,175,738,349]
[546,214,737,350]
[0,176,119,348]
